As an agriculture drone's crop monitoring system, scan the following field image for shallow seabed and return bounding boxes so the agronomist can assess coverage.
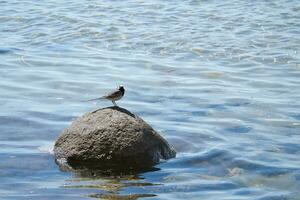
[1,0,300,199]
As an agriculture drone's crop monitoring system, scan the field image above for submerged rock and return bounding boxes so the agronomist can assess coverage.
[54,107,176,173]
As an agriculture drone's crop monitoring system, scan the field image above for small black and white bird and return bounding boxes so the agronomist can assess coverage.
[85,85,125,106]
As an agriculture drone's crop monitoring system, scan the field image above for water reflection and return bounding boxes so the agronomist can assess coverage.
[89,194,156,200]
[64,172,158,200]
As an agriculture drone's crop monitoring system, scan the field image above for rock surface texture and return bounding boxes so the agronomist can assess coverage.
[54,107,176,172]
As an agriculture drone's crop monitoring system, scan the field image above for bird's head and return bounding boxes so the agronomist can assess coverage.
[119,85,125,92]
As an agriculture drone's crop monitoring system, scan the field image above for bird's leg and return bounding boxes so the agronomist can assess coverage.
[112,101,118,107]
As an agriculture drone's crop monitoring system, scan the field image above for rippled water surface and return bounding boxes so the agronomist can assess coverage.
[1,0,300,199]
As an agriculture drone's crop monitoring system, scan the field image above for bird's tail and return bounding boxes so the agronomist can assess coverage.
[82,97,105,102]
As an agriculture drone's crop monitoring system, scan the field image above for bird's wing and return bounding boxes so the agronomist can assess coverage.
[84,88,121,102]
[103,90,121,99]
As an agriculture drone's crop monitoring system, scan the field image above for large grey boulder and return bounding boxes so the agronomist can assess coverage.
[54,107,176,172]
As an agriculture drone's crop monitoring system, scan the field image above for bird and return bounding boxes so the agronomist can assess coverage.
[85,85,125,106]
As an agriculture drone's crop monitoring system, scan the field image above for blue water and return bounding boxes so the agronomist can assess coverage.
[1,0,300,199]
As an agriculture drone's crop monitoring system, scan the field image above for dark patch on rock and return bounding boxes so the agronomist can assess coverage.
[54,106,176,174]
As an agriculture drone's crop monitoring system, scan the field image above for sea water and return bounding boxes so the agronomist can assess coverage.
[1,0,300,199]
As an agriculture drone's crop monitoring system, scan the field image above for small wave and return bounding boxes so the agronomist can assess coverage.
[37,142,54,154]
[0,47,21,55]
[0,48,13,54]
[167,148,298,178]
